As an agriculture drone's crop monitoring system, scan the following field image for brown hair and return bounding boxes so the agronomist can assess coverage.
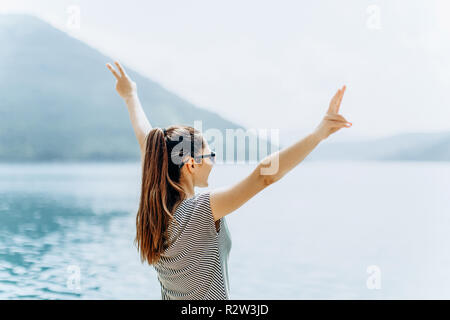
[135,125,206,265]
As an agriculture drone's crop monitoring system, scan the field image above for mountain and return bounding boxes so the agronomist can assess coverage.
[304,131,450,162]
[0,14,274,162]
[1,14,448,163]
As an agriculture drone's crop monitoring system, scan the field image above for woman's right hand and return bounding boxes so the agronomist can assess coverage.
[106,61,137,100]
[313,85,352,141]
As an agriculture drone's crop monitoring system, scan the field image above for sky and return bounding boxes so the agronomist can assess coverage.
[1,0,450,144]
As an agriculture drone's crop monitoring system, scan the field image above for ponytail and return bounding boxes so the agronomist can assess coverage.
[135,125,205,265]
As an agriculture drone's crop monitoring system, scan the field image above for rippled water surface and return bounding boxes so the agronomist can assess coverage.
[1,161,449,299]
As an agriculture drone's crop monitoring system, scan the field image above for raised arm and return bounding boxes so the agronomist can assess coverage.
[106,61,152,157]
[209,85,352,221]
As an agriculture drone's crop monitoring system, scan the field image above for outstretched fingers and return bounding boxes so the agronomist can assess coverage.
[328,89,341,114]
[106,63,120,80]
[336,85,346,113]
[328,85,347,114]
[114,61,127,77]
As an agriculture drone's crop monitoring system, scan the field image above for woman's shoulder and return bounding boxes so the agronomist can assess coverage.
[180,191,210,205]
[173,191,211,217]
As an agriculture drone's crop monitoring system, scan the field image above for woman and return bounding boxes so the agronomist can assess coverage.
[106,61,352,300]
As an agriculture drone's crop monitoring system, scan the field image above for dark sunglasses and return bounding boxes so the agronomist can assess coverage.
[178,151,216,168]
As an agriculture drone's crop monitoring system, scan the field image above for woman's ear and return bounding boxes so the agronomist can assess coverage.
[185,158,195,173]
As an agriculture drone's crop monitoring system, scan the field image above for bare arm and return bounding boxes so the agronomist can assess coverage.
[210,85,352,221]
[209,164,271,222]
[106,61,152,156]
[123,92,152,154]
[257,132,323,185]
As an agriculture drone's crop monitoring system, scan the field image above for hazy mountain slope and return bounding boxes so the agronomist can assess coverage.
[1,14,448,163]
[0,14,250,161]
[306,131,450,162]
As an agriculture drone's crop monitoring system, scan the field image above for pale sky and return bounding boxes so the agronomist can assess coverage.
[2,0,450,143]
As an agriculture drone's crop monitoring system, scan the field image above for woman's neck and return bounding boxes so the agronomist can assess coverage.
[179,177,195,199]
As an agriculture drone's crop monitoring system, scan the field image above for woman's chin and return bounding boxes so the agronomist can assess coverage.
[200,181,208,187]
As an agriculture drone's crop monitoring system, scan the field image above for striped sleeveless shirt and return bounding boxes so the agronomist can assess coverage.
[153,191,232,299]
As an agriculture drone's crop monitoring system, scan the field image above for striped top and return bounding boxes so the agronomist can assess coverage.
[153,191,232,300]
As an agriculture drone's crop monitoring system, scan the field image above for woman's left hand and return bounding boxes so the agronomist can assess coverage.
[106,61,137,100]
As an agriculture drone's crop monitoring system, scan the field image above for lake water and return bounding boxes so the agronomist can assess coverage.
[0,161,449,299]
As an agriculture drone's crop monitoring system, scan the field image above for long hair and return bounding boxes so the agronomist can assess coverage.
[135,125,206,265]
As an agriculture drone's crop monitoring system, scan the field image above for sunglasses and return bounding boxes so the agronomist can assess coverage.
[178,151,216,168]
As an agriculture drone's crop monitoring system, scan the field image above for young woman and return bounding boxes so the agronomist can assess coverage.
[106,61,352,300]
